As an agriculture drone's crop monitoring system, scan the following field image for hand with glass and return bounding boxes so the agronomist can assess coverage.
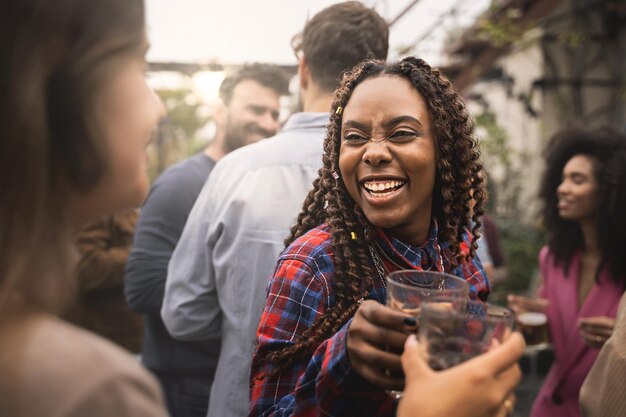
[380,270,470,398]
[507,293,550,347]
[398,332,525,417]
[347,272,469,388]
[390,274,522,417]
[372,268,521,417]
[419,299,515,370]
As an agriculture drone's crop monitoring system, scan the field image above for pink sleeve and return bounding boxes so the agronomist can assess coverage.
[536,246,550,298]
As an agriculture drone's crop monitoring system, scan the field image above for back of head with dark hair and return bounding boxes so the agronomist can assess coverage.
[540,125,626,284]
[218,63,290,106]
[293,1,389,92]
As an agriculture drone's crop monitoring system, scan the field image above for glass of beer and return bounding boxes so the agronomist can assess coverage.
[507,293,550,347]
[517,311,549,347]
[385,270,470,399]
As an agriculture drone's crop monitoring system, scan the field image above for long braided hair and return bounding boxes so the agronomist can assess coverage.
[259,57,485,376]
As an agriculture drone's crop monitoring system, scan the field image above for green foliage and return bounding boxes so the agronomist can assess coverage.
[476,6,534,48]
[475,111,546,303]
[557,31,589,49]
[478,19,523,48]
[147,88,209,178]
[475,110,524,217]
[476,111,511,166]
[490,216,546,303]
[157,88,208,140]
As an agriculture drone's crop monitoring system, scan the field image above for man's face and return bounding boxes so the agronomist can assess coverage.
[222,79,281,152]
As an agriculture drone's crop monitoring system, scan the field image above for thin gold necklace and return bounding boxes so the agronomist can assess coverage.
[367,243,388,291]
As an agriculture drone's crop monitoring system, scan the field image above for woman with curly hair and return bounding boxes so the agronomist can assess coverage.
[509,126,626,417]
[249,57,495,417]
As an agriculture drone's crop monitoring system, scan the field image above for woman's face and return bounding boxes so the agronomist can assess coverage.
[557,154,598,222]
[72,41,165,223]
[338,75,437,245]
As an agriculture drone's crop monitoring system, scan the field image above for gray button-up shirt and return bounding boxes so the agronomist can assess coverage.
[162,112,328,417]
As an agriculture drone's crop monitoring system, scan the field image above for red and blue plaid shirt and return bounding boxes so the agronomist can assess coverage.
[249,222,489,417]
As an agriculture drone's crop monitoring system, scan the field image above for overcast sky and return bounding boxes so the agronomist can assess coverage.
[145,0,490,66]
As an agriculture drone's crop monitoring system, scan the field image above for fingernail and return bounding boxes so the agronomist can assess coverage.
[406,334,418,347]
[404,316,417,327]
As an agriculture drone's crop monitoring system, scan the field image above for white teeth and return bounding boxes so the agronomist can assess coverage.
[363,180,405,193]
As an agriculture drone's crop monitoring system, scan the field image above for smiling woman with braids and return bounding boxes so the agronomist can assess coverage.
[248,57,498,417]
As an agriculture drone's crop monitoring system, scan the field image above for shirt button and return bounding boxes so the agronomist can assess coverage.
[552,394,563,405]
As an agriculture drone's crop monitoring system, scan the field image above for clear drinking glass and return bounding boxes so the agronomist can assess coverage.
[386,270,470,319]
[385,270,470,399]
[418,300,515,371]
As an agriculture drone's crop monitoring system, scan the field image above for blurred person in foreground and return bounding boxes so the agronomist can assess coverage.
[125,64,289,417]
[249,57,492,417]
[0,0,168,416]
[399,334,525,417]
[161,3,388,417]
[509,126,626,417]
[64,209,143,353]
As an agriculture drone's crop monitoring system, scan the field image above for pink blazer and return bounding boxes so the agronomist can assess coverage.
[531,246,624,417]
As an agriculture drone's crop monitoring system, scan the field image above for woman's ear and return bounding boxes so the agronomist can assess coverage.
[298,55,310,92]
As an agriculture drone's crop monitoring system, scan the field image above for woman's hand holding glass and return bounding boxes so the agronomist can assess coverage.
[507,294,550,347]
[346,300,416,390]
[507,294,549,315]
[418,300,515,370]
[382,270,470,397]
[398,333,525,417]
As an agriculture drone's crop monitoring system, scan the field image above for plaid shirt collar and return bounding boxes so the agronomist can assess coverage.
[372,219,444,273]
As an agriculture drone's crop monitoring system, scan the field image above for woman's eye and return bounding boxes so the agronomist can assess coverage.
[568,174,587,185]
[389,130,418,141]
[344,133,367,143]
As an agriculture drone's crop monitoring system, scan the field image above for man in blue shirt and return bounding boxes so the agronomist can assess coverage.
[124,63,289,417]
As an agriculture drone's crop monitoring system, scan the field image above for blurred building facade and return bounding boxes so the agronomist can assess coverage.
[438,0,625,222]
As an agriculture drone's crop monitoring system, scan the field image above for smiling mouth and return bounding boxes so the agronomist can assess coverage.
[362,179,407,196]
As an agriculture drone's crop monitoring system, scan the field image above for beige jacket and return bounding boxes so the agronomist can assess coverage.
[579,290,626,417]
[6,315,167,417]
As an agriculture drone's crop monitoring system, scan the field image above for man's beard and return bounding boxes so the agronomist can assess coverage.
[223,123,274,153]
